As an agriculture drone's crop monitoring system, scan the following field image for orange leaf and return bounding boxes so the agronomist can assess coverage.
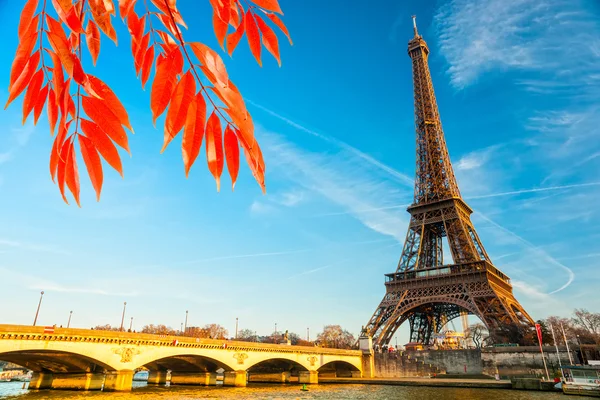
[49,50,65,102]
[212,11,228,50]
[134,32,150,75]
[46,16,75,76]
[190,42,228,88]
[65,139,81,207]
[141,46,154,89]
[103,0,116,15]
[252,0,282,14]
[82,95,130,153]
[89,0,118,44]
[22,68,44,124]
[229,0,242,28]
[119,0,137,20]
[50,119,70,181]
[224,125,239,190]
[9,22,39,90]
[226,17,245,56]
[244,10,261,67]
[57,134,73,204]
[256,14,280,66]
[80,118,124,176]
[205,111,224,191]
[208,0,230,25]
[86,20,101,65]
[150,47,183,124]
[266,12,292,45]
[88,75,134,132]
[182,93,206,177]
[64,5,86,34]
[4,50,40,110]
[162,70,195,153]
[48,88,59,135]
[18,0,39,40]
[79,134,104,201]
[151,0,187,28]
[33,84,48,125]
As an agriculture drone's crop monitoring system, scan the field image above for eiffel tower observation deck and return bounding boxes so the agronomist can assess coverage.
[362,17,534,347]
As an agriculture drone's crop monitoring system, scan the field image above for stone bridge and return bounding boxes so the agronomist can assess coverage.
[0,325,371,391]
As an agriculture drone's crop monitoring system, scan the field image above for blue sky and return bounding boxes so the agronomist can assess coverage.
[0,0,599,344]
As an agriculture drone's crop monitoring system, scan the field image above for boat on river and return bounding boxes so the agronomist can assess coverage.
[561,365,600,397]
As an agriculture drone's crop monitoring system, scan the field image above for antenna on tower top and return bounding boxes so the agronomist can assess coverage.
[412,15,419,37]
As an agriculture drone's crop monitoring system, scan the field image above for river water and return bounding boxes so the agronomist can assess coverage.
[0,381,562,399]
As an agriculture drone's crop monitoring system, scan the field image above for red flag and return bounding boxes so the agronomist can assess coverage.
[535,323,543,346]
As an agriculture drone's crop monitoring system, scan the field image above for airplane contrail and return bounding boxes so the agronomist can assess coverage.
[466,182,600,200]
[246,99,414,187]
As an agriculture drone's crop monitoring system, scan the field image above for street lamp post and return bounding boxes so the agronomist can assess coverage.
[120,302,127,332]
[235,317,238,339]
[275,323,277,335]
[67,311,73,328]
[129,317,133,331]
[307,327,309,341]
[33,291,44,326]
[184,310,188,334]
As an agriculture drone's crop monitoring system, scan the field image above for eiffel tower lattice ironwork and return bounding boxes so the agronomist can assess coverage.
[362,17,534,347]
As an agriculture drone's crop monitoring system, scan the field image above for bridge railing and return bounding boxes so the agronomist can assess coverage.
[0,325,361,356]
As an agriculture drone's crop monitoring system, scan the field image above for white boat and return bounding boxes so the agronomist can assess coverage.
[561,365,600,397]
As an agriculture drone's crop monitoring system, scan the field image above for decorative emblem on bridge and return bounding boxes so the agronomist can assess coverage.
[113,347,141,363]
[307,356,317,366]
[233,352,248,365]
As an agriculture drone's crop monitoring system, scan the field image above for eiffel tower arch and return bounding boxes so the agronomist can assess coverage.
[362,17,534,347]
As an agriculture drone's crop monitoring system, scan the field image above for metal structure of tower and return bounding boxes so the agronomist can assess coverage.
[362,17,534,347]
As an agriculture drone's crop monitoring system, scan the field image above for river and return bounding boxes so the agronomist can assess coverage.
[0,381,563,399]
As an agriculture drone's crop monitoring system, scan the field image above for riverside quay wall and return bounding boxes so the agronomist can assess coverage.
[374,346,584,379]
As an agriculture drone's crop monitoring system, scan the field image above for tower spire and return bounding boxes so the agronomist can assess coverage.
[412,15,418,37]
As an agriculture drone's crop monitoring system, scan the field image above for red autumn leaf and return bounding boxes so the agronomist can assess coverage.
[50,119,70,181]
[4,50,40,109]
[266,12,292,45]
[229,1,242,28]
[82,95,131,153]
[46,16,75,75]
[141,46,154,89]
[118,0,137,20]
[212,10,228,50]
[88,75,134,132]
[18,0,39,39]
[226,17,245,56]
[252,0,282,14]
[182,93,206,177]
[22,68,44,124]
[151,0,187,28]
[190,42,228,88]
[9,22,39,90]
[79,134,104,201]
[256,14,280,66]
[65,139,81,207]
[80,118,124,176]
[56,135,73,204]
[103,0,116,15]
[134,32,150,75]
[150,47,183,124]
[208,0,230,25]
[162,70,196,153]
[48,88,59,135]
[89,0,118,44]
[86,20,101,65]
[244,10,262,67]
[33,84,48,124]
[224,125,240,190]
[63,5,86,34]
[205,111,224,191]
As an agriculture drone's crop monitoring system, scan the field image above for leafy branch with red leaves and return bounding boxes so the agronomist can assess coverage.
[5,0,292,206]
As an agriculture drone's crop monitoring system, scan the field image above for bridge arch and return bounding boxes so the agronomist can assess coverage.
[246,357,309,373]
[0,350,114,373]
[318,360,360,377]
[141,354,235,373]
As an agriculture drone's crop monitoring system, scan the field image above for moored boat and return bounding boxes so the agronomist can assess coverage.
[561,365,600,397]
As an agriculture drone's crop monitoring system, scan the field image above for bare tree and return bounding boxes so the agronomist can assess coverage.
[141,324,176,335]
[465,323,488,348]
[93,324,120,331]
[316,325,356,349]
[203,324,228,339]
[572,309,600,336]
[236,329,257,342]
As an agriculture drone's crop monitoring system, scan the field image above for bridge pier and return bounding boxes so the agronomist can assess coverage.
[103,370,133,392]
[223,370,247,387]
[28,372,53,390]
[298,370,318,384]
[147,370,168,385]
[170,372,217,386]
[248,371,291,383]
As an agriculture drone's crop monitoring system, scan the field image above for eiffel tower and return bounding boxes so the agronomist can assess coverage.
[362,17,534,347]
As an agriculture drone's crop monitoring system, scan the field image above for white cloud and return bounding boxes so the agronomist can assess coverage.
[259,128,410,242]
[0,238,70,255]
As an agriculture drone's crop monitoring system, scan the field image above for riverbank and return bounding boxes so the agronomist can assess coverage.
[320,376,512,389]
